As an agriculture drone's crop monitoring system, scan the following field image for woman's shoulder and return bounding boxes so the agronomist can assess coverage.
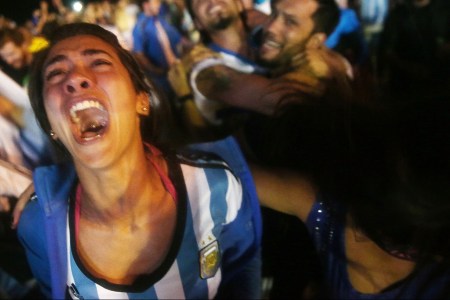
[175,149,241,204]
[176,149,236,174]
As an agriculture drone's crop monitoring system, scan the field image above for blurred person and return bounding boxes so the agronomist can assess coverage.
[378,0,450,100]
[167,0,268,142]
[0,68,55,197]
[115,0,140,49]
[28,1,50,36]
[81,2,129,50]
[170,0,352,142]
[0,27,33,86]
[360,0,388,47]
[325,0,368,68]
[360,0,388,75]
[17,22,261,299]
[170,0,353,298]
[164,0,195,40]
[132,0,191,98]
[48,0,68,23]
[252,98,450,298]
[0,267,37,299]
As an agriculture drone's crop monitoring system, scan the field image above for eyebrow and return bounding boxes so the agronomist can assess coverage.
[281,10,297,21]
[44,48,114,70]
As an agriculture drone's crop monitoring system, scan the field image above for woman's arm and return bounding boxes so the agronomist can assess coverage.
[250,163,317,222]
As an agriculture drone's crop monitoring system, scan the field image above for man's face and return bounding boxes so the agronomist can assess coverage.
[191,0,243,31]
[258,0,319,67]
[0,41,27,69]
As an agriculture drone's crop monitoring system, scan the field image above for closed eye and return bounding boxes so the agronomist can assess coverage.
[45,69,67,82]
[91,59,112,67]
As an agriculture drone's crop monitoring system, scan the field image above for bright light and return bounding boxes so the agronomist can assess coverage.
[72,1,83,13]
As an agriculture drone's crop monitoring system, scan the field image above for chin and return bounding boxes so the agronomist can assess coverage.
[257,55,280,69]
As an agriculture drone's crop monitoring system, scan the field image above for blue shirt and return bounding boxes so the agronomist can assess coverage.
[306,200,450,299]
[132,8,182,69]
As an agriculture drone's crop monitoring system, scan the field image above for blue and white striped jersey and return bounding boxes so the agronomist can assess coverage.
[64,152,259,299]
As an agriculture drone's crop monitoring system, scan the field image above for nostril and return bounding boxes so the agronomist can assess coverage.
[67,85,75,93]
[80,81,89,88]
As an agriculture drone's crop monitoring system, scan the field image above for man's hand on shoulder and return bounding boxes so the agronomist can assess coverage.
[181,44,221,74]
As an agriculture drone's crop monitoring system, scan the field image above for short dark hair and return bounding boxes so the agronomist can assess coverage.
[28,23,171,157]
[137,0,149,9]
[311,0,340,36]
[267,0,340,37]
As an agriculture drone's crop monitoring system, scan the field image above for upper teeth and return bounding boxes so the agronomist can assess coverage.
[265,40,281,48]
[210,5,221,13]
[70,100,105,121]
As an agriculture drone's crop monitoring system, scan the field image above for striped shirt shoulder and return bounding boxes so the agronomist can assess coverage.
[175,149,235,174]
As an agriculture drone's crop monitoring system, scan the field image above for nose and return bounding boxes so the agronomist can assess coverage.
[64,68,93,94]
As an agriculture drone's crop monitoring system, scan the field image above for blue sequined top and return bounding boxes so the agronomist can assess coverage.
[305,200,450,299]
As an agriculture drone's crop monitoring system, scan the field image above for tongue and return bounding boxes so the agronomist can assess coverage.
[75,108,108,139]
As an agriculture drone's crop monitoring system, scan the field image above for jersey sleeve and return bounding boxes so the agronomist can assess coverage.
[16,195,52,298]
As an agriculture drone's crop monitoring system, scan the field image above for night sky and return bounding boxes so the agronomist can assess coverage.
[1,0,43,24]
[0,0,78,25]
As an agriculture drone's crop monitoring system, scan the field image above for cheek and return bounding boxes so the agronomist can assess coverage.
[44,106,61,135]
[43,89,62,122]
[101,77,138,110]
[285,30,307,48]
[43,99,58,126]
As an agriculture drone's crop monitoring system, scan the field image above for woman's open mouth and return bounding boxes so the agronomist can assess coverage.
[69,100,109,142]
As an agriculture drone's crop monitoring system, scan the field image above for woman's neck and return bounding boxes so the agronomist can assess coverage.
[74,145,168,225]
[345,225,416,294]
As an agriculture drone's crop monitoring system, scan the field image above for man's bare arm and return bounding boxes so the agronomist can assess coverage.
[196,65,321,115]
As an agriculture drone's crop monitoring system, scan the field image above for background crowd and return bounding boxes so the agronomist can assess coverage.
[0,0,449,299]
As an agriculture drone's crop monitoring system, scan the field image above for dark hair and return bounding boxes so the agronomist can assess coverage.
[28,22,172,158]
[137,0,149,9]
[251,96,450,263]
[0,27,24,48]
[311,0,340,36]
[342,100,450,264]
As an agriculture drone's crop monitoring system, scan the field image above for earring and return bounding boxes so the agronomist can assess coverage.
[142,106,148,112]
[49,130,57,140]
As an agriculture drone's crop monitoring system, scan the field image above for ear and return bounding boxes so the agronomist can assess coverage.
[136,92,150,116]
[306,33,327,49]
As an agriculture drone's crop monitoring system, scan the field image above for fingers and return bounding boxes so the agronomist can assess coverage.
[290,52,307,69]
[168,61,193,97]
[302,49,331,79]
[182,45,220,73]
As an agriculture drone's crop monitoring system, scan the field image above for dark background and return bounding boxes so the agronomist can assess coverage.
[0,0,83,25]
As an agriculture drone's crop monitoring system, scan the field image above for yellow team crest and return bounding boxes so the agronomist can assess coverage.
[199,240,221,279]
